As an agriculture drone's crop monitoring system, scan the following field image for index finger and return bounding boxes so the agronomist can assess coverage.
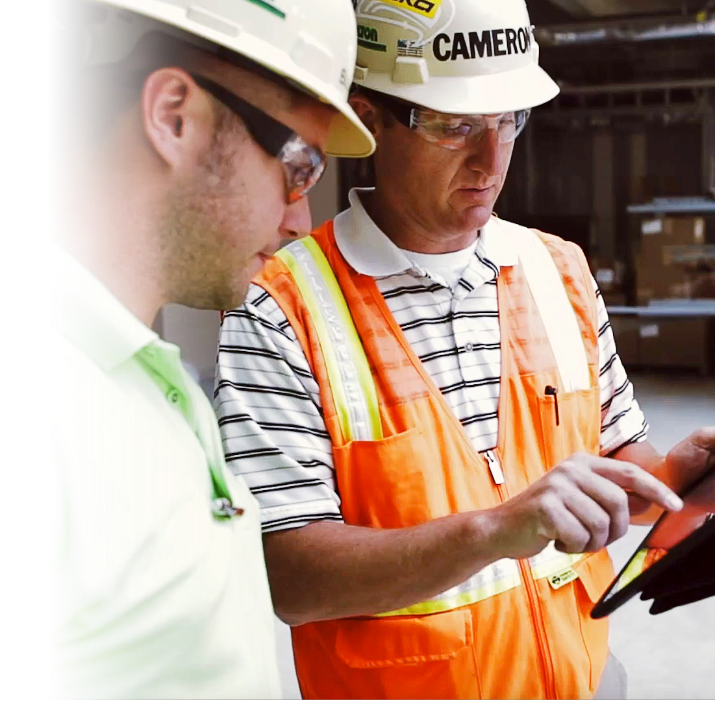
[591,458,683,512]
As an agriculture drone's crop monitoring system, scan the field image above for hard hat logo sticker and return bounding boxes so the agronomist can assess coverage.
[434,28,533,61]
[397,38,424,58]
[357,0,455,47]
[380,0,443,20]
[358,25,387,52]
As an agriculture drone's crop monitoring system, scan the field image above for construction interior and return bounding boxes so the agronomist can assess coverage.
[151,2,715,698]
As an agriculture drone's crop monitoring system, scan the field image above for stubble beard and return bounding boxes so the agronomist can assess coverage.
[160,115,250,311]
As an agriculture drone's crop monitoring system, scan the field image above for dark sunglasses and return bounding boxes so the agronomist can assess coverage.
[191,74,326,203]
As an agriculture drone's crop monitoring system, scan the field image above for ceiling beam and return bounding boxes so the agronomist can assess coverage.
[546,0,685,18]
[549,0,593,19]
[536,12,715,46]
[544,0,596,18]
[586,0,678,14]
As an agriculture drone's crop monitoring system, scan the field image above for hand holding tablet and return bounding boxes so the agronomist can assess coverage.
[591,447,715,619]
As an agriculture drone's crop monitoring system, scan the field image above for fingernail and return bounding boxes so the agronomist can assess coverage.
[666,495,683,511]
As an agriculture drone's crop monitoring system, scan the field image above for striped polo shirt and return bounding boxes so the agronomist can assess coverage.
[214,189,648,533]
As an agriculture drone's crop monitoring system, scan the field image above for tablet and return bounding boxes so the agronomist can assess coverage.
[590,464,715,619]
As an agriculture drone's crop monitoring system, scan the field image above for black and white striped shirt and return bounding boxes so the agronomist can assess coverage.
[215,189,648,533]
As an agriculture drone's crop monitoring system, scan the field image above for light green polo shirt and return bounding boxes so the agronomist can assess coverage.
[52,248,281,699]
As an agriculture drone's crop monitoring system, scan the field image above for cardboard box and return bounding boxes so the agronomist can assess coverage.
[636,220,714,301]
[663,217,706,245]
[635,250,686,304]
[663,245,715,300]
[638,319,713,374]
[639,216,706,246]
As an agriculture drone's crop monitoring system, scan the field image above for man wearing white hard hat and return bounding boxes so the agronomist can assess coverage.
[53,0,374,697]
[215,0,715,698]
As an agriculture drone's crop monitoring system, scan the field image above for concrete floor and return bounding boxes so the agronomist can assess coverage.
[274,372,715,699]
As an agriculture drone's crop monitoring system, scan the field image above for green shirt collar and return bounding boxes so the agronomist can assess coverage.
[53,247,158,372]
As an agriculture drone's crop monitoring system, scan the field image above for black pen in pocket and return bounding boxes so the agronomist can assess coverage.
[545,385,560,426]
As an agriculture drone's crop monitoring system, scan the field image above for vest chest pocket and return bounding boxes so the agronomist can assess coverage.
[538,385,600,469]
[332,427,451,529]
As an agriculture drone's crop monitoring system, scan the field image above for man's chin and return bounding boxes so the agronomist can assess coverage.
[223,287,249,311]
[176,284,249,313]
[457,204,494,231]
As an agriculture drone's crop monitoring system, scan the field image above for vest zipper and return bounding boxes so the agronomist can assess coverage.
[517,559,557,698]
[489,449,557,699]
[484,450,505,485]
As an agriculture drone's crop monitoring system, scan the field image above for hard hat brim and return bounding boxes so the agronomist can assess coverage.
[226,37,376,157]
[238,38,375,157]
[356,63,560,116]
[91,0,376,157]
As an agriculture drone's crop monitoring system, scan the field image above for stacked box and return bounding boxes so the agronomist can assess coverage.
[635,216,713,303]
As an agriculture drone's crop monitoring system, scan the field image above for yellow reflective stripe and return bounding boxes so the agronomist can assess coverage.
[277,238,382,442]
[618,548,649,589]
[376,559,522,617]
[529,551,583,581]
[373,547,587,618]
[377,573,522,617]
[301,237,382,442]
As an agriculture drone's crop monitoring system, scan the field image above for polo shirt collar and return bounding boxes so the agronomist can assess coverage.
[333,188,519,276]
[53,246,158,372]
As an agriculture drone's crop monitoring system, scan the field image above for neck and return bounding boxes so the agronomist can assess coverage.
[62,170,166,329]
[362,187,481,254]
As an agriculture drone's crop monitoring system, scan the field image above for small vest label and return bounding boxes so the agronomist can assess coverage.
[548,567,579,590]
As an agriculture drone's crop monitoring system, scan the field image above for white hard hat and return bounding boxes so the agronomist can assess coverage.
[80,0,376,157]
[354,0,559,114]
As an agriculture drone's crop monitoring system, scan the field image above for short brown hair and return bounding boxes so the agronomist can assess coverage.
[57,31,206,148]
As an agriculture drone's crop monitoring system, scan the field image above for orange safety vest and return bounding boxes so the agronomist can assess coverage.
[254,219,615,700]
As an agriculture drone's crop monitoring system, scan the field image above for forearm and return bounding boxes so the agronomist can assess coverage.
[612,440,664,476]
[263,513,500,626]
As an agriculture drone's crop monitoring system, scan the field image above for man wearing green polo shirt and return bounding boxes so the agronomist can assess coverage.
[53,1,374,697]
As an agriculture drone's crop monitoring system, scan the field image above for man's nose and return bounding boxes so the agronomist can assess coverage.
[280,195,313,241]
[465,127,505,177]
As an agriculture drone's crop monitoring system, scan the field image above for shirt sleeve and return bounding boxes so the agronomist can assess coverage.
[214,283,344,533]
[593,277,650,455]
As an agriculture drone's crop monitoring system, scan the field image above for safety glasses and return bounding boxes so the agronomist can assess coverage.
[120,71,327,203]
[191,74,327,202]
[372,92,530,151]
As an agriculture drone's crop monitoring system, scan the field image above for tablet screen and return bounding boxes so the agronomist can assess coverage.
[591,464,715,619]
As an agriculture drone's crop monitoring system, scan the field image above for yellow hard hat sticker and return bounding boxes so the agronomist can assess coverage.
[381,0,443,21]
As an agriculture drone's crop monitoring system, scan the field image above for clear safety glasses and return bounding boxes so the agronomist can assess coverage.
[373,92,531,151]
[191,74,327,203]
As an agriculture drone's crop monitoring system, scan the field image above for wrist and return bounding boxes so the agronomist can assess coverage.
[459,509,504,568]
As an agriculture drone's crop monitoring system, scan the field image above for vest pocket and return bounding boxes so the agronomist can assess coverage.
[333,427,446,528]
[333,610,480,699]
[538,386,600,469]
[335,609,473,668]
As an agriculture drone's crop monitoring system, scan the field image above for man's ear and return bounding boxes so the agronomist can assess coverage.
[349,92,383,140]
[140,68,210,169]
